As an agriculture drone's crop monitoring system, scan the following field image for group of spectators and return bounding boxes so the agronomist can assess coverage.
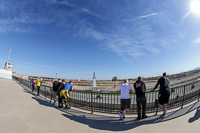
[30,78,73,109]
[31,78,41,96]
[119,72,170,120]
[52,79,73,109]
[28,73,170,120]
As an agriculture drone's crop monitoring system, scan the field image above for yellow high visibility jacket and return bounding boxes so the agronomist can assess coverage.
[37,78,41,86]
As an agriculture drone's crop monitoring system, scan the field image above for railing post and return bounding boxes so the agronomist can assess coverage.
[50,87,53,103]
[198,86,200,101]
[91,92,93,114]
[45,86,47,99]
[155,92,159,115]
[181,86,186,109]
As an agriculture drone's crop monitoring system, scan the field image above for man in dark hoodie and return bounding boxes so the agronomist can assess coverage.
[134,76,147,120]
[57,79,65,108]
[152,72,170,118]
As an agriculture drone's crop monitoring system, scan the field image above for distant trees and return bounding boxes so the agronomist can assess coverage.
[112,76,118,88]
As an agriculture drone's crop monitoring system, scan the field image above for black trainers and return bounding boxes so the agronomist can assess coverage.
[160,114,165,118]
[64,106,71,109]
[142,115,147,119]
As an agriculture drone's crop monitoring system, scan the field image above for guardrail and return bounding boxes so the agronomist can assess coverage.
[13,76,200,115]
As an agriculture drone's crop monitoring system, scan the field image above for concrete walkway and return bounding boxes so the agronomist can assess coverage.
[0,79,200,133]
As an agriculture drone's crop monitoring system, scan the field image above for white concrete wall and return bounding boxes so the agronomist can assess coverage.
[0,69,12,80]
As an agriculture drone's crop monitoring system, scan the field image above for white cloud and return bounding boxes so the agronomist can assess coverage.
[138,13,159,19]
[75,19,161,60]
[195,38,200,44]
[19,62,59,69]
[49,0,108,21]
[187,37,200,52]
[0,0,163,62]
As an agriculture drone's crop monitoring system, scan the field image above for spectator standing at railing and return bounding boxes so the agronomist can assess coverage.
[20,76,22,84]
[152,72,170,118]
[32,79,35,92]
[60,80,73,109]
[51,78,60,104]
[118,79,132,120]
[63,80,73,91]
[37,77,41,96]
[134,76,147,120]
[57,79,65,108]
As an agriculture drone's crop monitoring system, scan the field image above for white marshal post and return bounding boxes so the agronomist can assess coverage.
[93,72,96,89]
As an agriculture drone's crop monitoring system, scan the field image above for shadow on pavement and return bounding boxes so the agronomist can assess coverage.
[21,83,200,131]
[188,107,200,123]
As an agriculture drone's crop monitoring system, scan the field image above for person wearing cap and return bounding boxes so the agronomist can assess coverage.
[36,77,41,96]
[118,79,132,120]
[152,72,170,118]
[57,79,65,108]
[134,76,147,120]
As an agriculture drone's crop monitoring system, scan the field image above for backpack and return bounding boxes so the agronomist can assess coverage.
[53,81,58,92]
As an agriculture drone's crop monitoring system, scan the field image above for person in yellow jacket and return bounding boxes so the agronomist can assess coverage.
[37,77,41,96]
[60,89,70,109]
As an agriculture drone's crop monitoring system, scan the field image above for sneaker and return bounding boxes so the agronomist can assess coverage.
[138,117,141,120]
[160,114,165,118]
[118,112,124,120]
[123,116,125,119]
[142,115,147,119]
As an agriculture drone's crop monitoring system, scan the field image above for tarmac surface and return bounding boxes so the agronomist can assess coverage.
[0,78,200,133]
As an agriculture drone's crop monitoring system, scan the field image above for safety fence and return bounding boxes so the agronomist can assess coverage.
[13,76,200,114]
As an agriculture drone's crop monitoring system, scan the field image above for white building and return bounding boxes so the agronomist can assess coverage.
[4,62,13,71]
[0,62,13,80]
[0,69,12,80]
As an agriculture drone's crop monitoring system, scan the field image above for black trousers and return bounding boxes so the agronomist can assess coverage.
[32,85,34,92]
[37,86,40,95]
[136,96,146,118]
[58,94,63,107]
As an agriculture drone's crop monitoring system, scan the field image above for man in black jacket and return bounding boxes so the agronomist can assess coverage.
[57,79,65,108]
[50,78,60,104]
[153,72,170,118]
[134,76,147,120]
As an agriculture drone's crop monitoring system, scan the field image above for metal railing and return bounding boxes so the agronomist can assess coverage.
[13,76,200,114]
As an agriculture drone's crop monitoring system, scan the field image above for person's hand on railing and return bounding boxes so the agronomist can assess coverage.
[151,89,155,92]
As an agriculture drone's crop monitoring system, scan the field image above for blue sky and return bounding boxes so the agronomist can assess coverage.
[0,0,200,80]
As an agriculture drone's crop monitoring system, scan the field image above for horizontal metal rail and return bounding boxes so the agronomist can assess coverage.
[13,76,200,114]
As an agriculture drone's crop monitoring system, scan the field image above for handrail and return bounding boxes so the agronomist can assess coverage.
[13,75,200,114]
